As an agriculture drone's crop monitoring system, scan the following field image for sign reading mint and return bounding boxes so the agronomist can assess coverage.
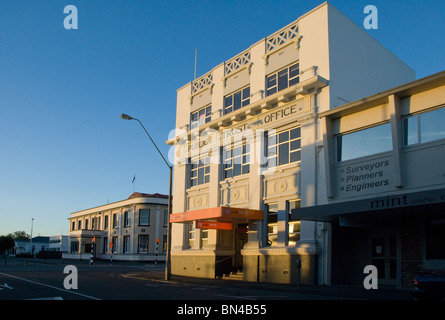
[335,155,393,198]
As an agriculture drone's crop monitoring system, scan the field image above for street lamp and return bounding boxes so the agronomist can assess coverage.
[120,113,173,280]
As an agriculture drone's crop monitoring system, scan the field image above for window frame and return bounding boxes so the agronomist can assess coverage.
[190,105,212,129]
[139,209,150,226]
[336,122,393,162]
[266,62,300,96]
[224,86,250,115]
[223,138,251,179]
[267,126,301,168]
[189,156,211,187]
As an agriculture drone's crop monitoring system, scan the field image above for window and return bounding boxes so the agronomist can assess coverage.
[71,221,75,231]
[403,107,445,146]
[163,209,168,226]
[336,123,392,162]
[287,200,301,246]
[201,230,208,248]
[70,241,79,253]
[426,216,445,259]
[103,237,108,254]
[191,105,212,129]
[224,86,250,114]
[190,156,210,187]
[123,236,130,253]
[104,215,109,229]
[266,203,278,247]
[139,209,150,226]
[138,235,149,254]
[112,237,118,253]
[112,214,118,228]
[123,211,130,227]
[223,138,250,178]
[267,127,301,168]
[78,220,82,230]
[85,219,89,230]
[266,62,299,96]
[187,222,195,249]
[163,235,167,252]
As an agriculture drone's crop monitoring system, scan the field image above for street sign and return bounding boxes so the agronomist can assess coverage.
[196,221,233,230]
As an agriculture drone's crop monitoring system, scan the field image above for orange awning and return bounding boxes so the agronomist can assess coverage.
[170,206,264,223]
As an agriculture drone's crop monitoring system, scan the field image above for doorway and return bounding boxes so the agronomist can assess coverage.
[371,230,400,287]
[234,223,248,270]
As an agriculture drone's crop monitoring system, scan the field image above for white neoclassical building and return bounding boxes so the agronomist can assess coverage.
[65,192,169,262]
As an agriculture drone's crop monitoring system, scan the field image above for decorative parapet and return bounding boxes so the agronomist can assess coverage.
[191,71,213,95]
[224,49,252,76]
[266,21,300,53]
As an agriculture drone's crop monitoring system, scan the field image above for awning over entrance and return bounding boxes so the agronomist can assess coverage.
[170,206,264,223]
[293,188,445,223]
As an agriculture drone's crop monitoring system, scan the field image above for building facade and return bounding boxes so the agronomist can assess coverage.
[166,2,415,284]
[297,71,445,289]
[65,192,169,262]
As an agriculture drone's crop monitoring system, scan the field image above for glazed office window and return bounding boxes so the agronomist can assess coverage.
[190,156,210,187]
[139,209,150,226]
[223,139,250,179]
[190,105,212,129]
[266,62,300,96]
[403,107,445,146]
[336,123,392,162]
[267,127,301,168]
[287,200,301,246]
[138,235,149,254]
[266,203,278,247]
[224,86,250,114]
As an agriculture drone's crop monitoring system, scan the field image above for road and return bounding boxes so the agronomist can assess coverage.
[0,258,335,301]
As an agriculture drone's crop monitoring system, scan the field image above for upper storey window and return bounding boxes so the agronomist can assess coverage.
[403,106,445,146]
[190,105,212,130]
[266,62,299,96]
[224,86,250,115]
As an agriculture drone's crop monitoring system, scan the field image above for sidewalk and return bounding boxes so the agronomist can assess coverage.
[131,269,414,300]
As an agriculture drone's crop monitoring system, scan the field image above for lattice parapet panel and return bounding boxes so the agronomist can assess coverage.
[266,22,299,53]
[192,72,213,94]
[225,50,251,76]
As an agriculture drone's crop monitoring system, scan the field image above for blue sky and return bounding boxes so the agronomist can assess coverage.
[0,0,444,237]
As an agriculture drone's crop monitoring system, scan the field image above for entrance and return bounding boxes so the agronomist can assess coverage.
[371,230,400,287]
[234,223,248,270]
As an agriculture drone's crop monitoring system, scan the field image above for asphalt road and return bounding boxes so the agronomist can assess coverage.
[0,258,332,301]
[0,257,430,319]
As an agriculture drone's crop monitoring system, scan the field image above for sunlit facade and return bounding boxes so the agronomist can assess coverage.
[66,192,168,262]
[167,2,415,285]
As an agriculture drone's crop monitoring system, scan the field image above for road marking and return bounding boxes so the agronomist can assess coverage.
[0,283,13,290]
[0,272,101,300]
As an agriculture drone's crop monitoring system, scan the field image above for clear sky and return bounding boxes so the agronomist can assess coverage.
[1,0,444,237]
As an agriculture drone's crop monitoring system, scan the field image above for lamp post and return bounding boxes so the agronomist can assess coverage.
[120,113,173,281]
[30,218,34,258]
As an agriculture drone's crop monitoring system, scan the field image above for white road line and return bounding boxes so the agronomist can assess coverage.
[0,272,101,300]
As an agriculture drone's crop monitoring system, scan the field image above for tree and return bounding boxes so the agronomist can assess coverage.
[8,231,29,240]
[0,235,15,264]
